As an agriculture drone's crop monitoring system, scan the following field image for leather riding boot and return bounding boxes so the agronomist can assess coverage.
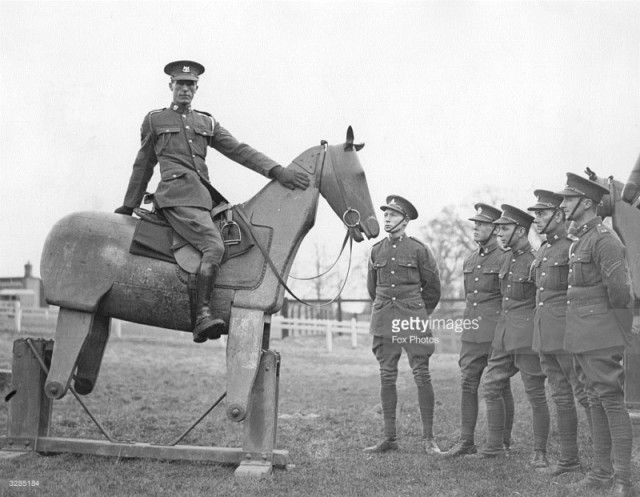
[552,406,580,475]
[192,263,226,343]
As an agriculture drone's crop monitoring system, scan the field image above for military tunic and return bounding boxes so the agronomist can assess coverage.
[122,104,279,211]
[564,217,633,353]
[492,244,537,351]
[462,237,504,343]
[368,235,441,343]
[531,234,572,352]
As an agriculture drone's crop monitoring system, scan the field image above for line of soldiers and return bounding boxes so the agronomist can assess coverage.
[365,173,635,497]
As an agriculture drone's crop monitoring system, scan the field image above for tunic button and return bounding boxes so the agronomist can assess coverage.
[543,258,547,261]
[512,259,516,263]
[541,272,546,276]
[189,139,193,143]
[392,297,396,301]
[473,303,477,306]
[392,245,396,248]
[568,285,572,289]
[505,297,510,301]
[569,269,573,272]
[391,271,395,275]
[474,290,478,294]
[507,285,511,288]
[540,287,544,291]
[474,277,479,282]
[391,284,395,288]
[509,271,513,275]
[185,125,190,129]
[182,114,186,118]
[539,302,544,306]
[391,257,395,261]
[172,174,177,177]
[477,265,481,269]
[567,300,571,304]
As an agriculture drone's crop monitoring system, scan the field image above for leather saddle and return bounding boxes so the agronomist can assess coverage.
[129,203,255,273]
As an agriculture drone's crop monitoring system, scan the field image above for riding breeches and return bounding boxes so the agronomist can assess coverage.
[162,206,225,265]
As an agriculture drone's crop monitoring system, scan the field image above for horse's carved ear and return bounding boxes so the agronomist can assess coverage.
[344,126,365,151]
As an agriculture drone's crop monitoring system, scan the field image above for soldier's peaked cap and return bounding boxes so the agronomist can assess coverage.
[380,195,418,220]
[527,190,563,211]
[164,60,205,81]
[468,203,501,223]
[555,172,609,203]
[494,204,534,229]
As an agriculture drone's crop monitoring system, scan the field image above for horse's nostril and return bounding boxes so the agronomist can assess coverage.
[365,217,380,238]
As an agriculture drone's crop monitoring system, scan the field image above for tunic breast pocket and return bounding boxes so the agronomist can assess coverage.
[373,259,389,285]
[397,257,420,284]
[571,252,592,286]
[545,256,569,290]
[511,273,534,300]
[480,266,500,292]
[154,127,180,155]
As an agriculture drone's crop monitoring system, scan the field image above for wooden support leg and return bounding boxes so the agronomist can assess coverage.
[74,314,111,395]
[235,350,283,479]
[45,309,94,399]
[226,307,264,422]
[4,339,54,452]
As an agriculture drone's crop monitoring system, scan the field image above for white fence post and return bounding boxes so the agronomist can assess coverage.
[325,321,333,352]
[351,318,358,348]
[14,300,21,333]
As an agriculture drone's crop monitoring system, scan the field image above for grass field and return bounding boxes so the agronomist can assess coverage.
[0,328,637,497]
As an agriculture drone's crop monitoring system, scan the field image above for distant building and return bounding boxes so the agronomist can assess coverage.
[0,262,46,307]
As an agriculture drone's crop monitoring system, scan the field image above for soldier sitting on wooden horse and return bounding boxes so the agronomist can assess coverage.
[114,60,310,343]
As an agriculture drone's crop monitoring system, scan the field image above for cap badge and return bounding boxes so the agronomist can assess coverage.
[389,199,399,206]
[182,66,190,73]
[477,206,483,214]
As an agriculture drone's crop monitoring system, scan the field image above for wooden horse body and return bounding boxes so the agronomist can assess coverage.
[27,128,379,476]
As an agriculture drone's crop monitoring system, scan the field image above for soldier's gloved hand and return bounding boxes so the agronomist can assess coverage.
[276,167,310,190]
[114,205,134,216]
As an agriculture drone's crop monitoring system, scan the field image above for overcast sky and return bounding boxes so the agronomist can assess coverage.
[1,0,639,279]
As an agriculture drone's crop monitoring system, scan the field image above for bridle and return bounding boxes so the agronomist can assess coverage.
[236,141,363,307]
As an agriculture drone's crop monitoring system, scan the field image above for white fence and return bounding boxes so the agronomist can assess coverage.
[270,316,461,353]
[0,305,460,353]
[271,316,370,351]
[0,301,58,333]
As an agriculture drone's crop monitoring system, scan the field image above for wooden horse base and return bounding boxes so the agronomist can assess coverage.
[1,339,287,479]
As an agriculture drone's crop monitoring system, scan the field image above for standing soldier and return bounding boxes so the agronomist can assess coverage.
[445,204,515,457]
[364,196,442,454]
[476,205,550,466]
[557,173,635,497]
[527,190,591,476]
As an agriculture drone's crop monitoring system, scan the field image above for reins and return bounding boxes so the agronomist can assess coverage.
[235,141,362,307]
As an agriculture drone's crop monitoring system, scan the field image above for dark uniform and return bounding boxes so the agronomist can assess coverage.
[446,204,514,456]
[480,205,549,464]
[527,190,590,476]
[557,173,634,495]
[366,196,441,453]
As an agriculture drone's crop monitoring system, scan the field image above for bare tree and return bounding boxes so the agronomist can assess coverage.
[419,205,475,299]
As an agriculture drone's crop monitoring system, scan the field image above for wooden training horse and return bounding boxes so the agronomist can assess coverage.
[18,127,379,475]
